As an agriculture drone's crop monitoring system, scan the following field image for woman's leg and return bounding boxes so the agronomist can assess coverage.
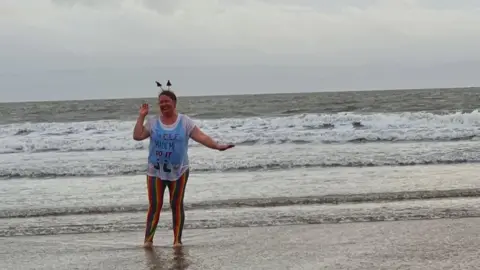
[167,170,189,246]
[144,175,167,246]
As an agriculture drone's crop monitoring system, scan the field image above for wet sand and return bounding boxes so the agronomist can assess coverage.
[2,218,480,270]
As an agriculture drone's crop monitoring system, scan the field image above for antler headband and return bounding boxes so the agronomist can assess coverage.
[155,80,172,91]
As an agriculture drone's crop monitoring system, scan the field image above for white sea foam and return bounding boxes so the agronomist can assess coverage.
[1,110,480,154]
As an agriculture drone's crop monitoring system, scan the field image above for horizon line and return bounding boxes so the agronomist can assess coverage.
[1,86,478,104]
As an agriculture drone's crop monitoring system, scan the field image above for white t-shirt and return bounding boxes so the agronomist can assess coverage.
[144,114,197,180]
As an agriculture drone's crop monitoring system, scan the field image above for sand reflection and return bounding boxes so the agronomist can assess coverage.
[144,246,190,270]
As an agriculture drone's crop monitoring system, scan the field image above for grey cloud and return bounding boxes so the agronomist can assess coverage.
[50,0,121,9]
[141,0,184,14]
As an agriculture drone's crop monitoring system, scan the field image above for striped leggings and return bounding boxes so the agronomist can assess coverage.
[144,170,189,245]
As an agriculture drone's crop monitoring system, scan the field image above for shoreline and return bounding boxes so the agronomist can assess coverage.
[3,217,480,269]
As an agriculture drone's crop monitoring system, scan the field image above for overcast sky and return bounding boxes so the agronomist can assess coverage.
[1,0,480,102]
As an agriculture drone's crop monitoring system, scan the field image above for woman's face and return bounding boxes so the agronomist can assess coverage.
[158,95,175,115]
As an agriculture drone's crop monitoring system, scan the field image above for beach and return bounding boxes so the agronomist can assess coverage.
[2,88,480,269]
[3,218,480,270]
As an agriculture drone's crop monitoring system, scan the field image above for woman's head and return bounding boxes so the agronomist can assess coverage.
[158,90,177,116]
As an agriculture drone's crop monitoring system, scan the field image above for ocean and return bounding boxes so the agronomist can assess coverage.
[2,87,480,269]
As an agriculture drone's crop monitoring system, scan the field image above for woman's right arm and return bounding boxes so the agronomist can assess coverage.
[133,115,150,141]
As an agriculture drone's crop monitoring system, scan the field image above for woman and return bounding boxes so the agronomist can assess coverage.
[133,89,234,248]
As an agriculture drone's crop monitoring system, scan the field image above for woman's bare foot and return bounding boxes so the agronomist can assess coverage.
[143,242,153,249]
[173,242,182,248]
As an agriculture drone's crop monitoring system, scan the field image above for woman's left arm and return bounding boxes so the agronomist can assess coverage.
[190,126,234,151]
